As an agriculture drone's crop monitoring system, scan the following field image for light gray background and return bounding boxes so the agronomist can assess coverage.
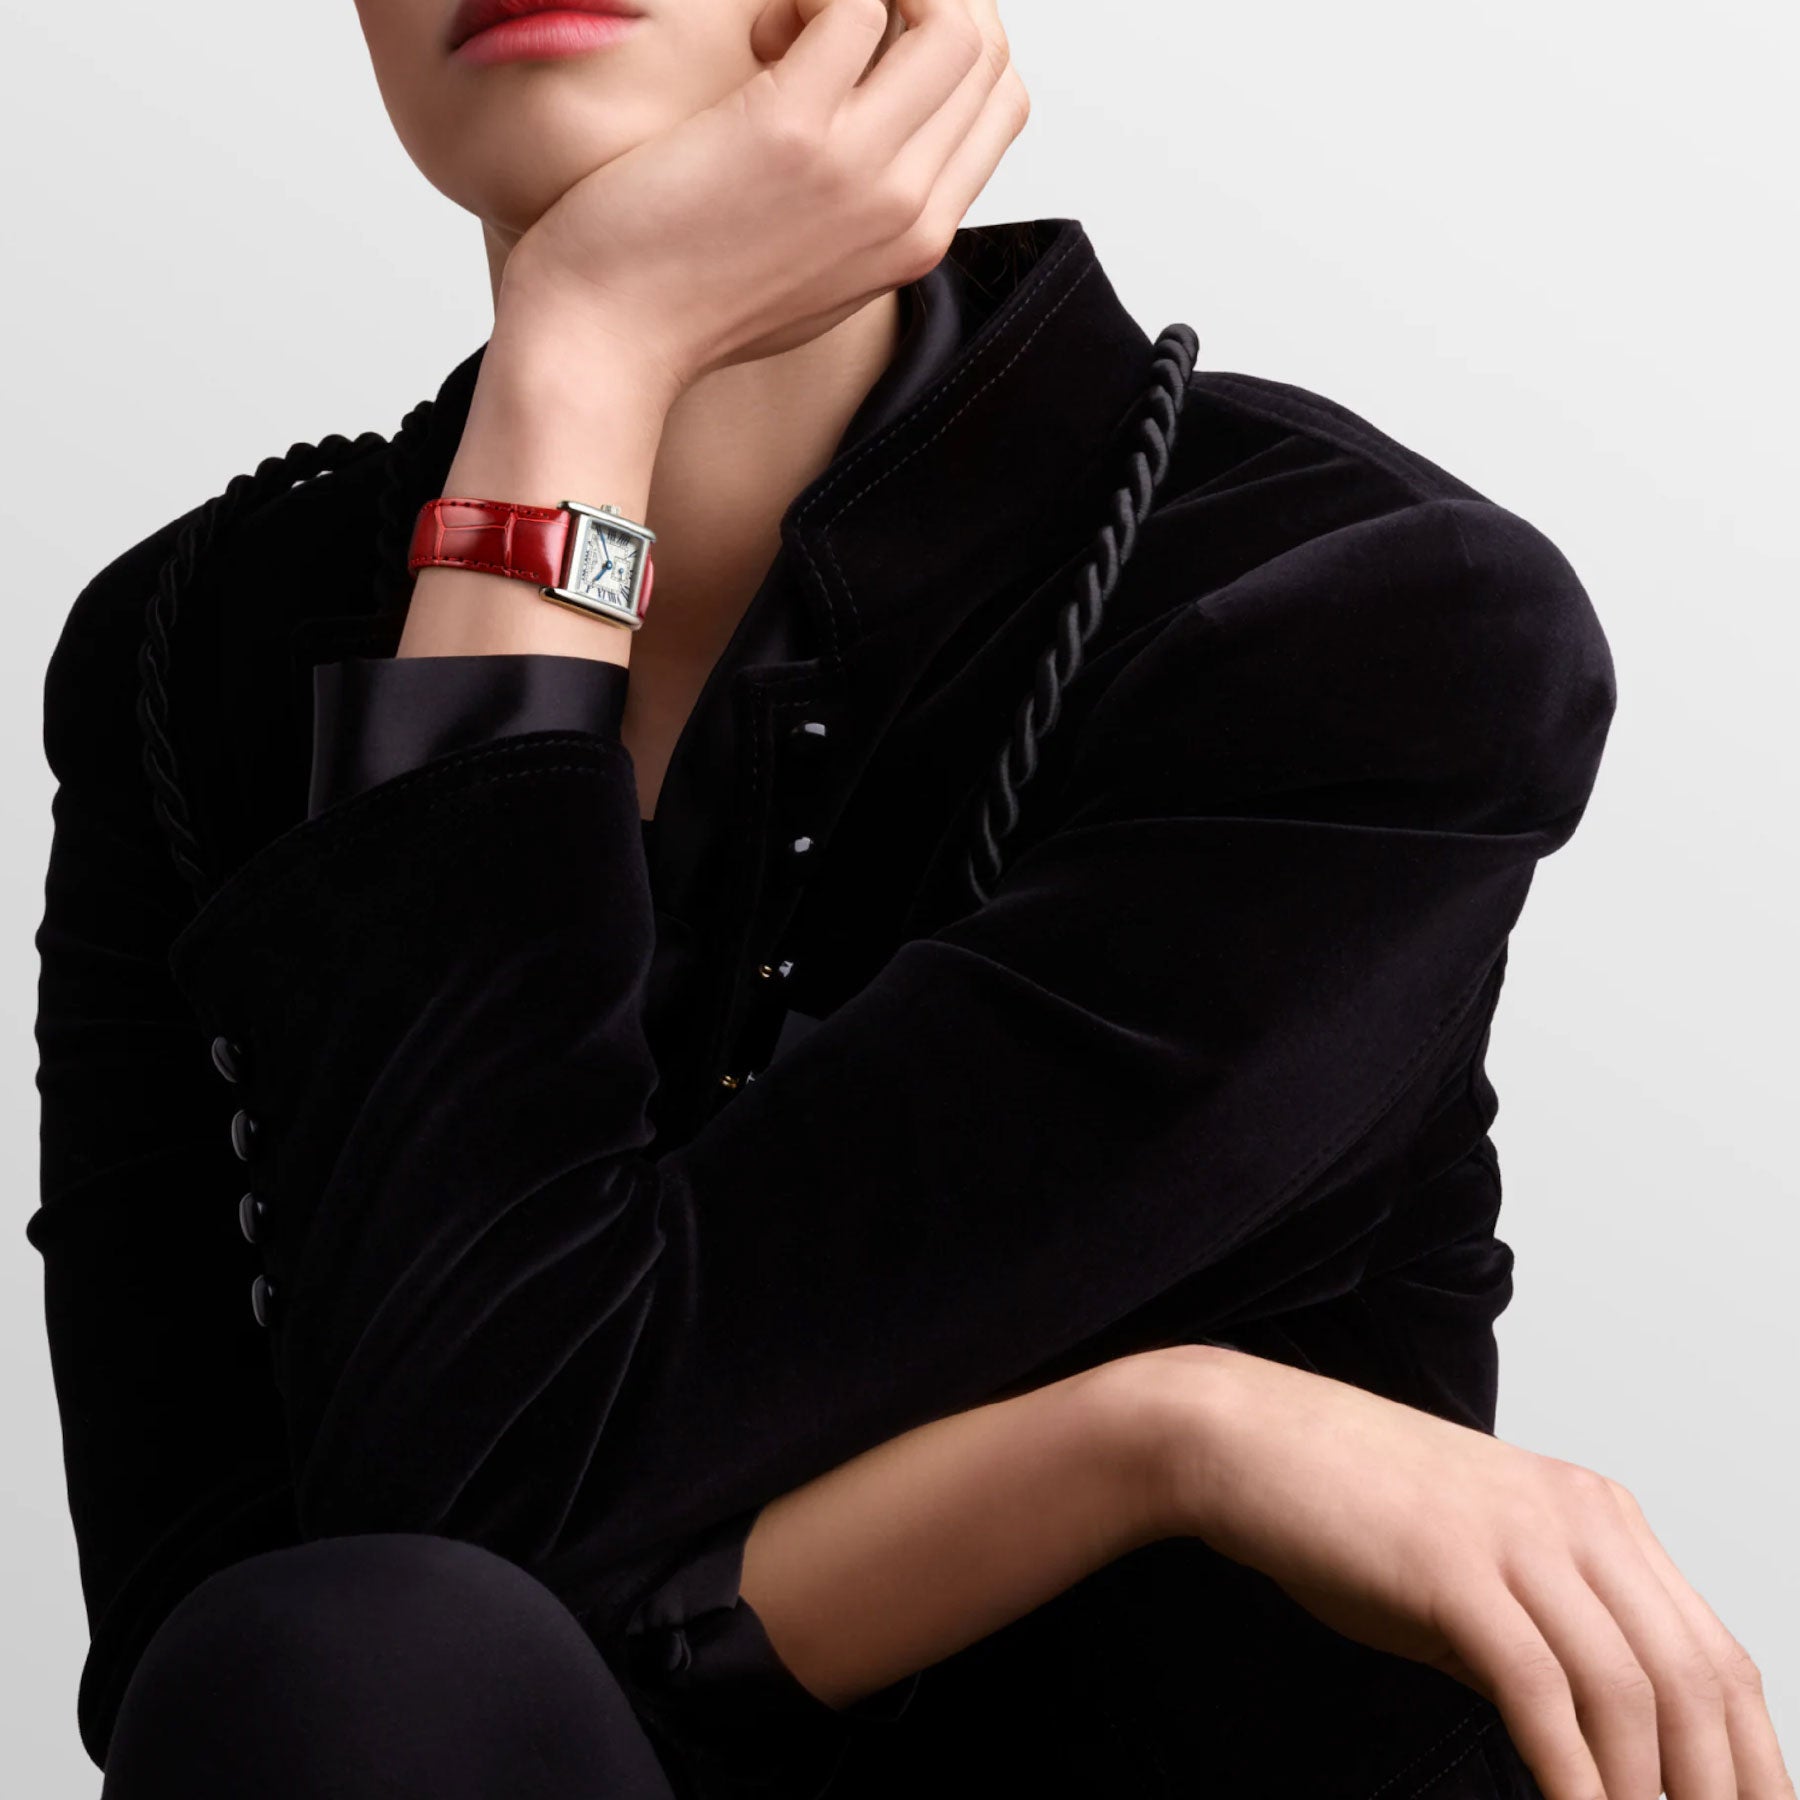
[3,0,1794,1788]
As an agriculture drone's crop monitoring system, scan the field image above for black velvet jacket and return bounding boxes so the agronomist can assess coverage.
[31,217,1617,1799]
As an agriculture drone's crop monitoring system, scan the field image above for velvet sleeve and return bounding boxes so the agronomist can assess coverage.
[154,495,1616,1798]
[29,552,304,1769]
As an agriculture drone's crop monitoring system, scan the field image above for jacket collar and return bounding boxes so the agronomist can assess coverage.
[377,219,1170,974]
[396,217,1156,660]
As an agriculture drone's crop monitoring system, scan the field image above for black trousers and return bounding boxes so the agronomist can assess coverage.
[101,1528,1548,1800]
[101,1533,679,1800]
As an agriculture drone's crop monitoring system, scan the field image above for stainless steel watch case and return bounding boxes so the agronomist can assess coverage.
[541,499,657,632]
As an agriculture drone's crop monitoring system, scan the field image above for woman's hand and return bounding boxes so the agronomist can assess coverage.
[1129,1343,1793,1800]
[409,0,1023,659]
[497,0,1028,400]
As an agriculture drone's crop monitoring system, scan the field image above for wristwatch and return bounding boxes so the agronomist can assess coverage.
[408,496,657,632]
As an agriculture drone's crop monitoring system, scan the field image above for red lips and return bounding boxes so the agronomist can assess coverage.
[446,0,644,55]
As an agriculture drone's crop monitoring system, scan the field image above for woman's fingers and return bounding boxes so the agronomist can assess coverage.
[1608,1485,1796,1799]
[1440,1582,1609,1800]
[761,0,1023,280]
[1506,1566,1666,1800]
[912,54,1026,231]
[1568,1516,1737,1800]
[761,0,894,121]
[880,0,1021,195]
[851,0,996,160]
[751,0,1024,275]
[877,0,1025,242]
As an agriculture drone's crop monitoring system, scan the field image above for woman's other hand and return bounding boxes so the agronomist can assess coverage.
[497,0,1028,401]
[1121,1343,1794,1800]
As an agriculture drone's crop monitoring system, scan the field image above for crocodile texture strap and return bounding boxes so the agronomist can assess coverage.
[407,497,573,586]
[407,495,656,628]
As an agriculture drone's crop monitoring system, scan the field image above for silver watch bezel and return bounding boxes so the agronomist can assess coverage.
[541,499,657,632]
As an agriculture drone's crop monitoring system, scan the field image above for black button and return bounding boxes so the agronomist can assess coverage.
[238,1191,265,1245]
[649,1629,692,1678]
[250,1274,274,1328]
[230,1109,258,1162]
[787,720,829,754]
[210,1035,245,1084]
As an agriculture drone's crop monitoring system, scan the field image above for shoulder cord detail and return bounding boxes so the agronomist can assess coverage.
[372,395,438,613]
[959,320,1200,907]
[137,328,1198,911]
[135,406,437,905]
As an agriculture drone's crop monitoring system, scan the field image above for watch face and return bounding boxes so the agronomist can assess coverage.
[573,522,640,610]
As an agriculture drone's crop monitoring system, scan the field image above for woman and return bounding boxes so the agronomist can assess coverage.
[28,0,1789,1797]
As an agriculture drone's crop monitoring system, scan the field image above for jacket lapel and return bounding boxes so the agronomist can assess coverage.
[282,219,1171,1136]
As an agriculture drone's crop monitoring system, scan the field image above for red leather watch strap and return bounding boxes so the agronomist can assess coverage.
[407,497,571,586]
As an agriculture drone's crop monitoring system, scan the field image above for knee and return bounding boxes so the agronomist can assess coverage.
[103,1534,661,1799]
[132,1533,594,1701]
[165,1532,589,1679]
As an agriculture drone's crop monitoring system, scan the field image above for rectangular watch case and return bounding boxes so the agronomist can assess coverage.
[542,499,657,632]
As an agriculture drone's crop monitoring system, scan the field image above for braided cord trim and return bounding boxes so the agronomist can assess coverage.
[135,395,437,905]
[960,322,1201,906]
[372,394,437,616]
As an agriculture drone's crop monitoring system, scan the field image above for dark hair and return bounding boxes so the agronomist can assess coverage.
[944,218,1052,300]
[989,219,1044,274]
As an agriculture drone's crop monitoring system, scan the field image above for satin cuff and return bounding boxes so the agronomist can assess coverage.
[308,652,631,818]
[618,1506,922,1798]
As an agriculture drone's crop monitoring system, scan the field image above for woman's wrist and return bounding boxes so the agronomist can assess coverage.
[494,249,694,410]
[1058,1350,1222,1549]
[736,1356,1182,1710]
[1084,1342,1244,1545]
[397,290,681,662]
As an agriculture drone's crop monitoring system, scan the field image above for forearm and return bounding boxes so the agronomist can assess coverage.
[397,289,675,666]
[738,1351,1178,1710]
